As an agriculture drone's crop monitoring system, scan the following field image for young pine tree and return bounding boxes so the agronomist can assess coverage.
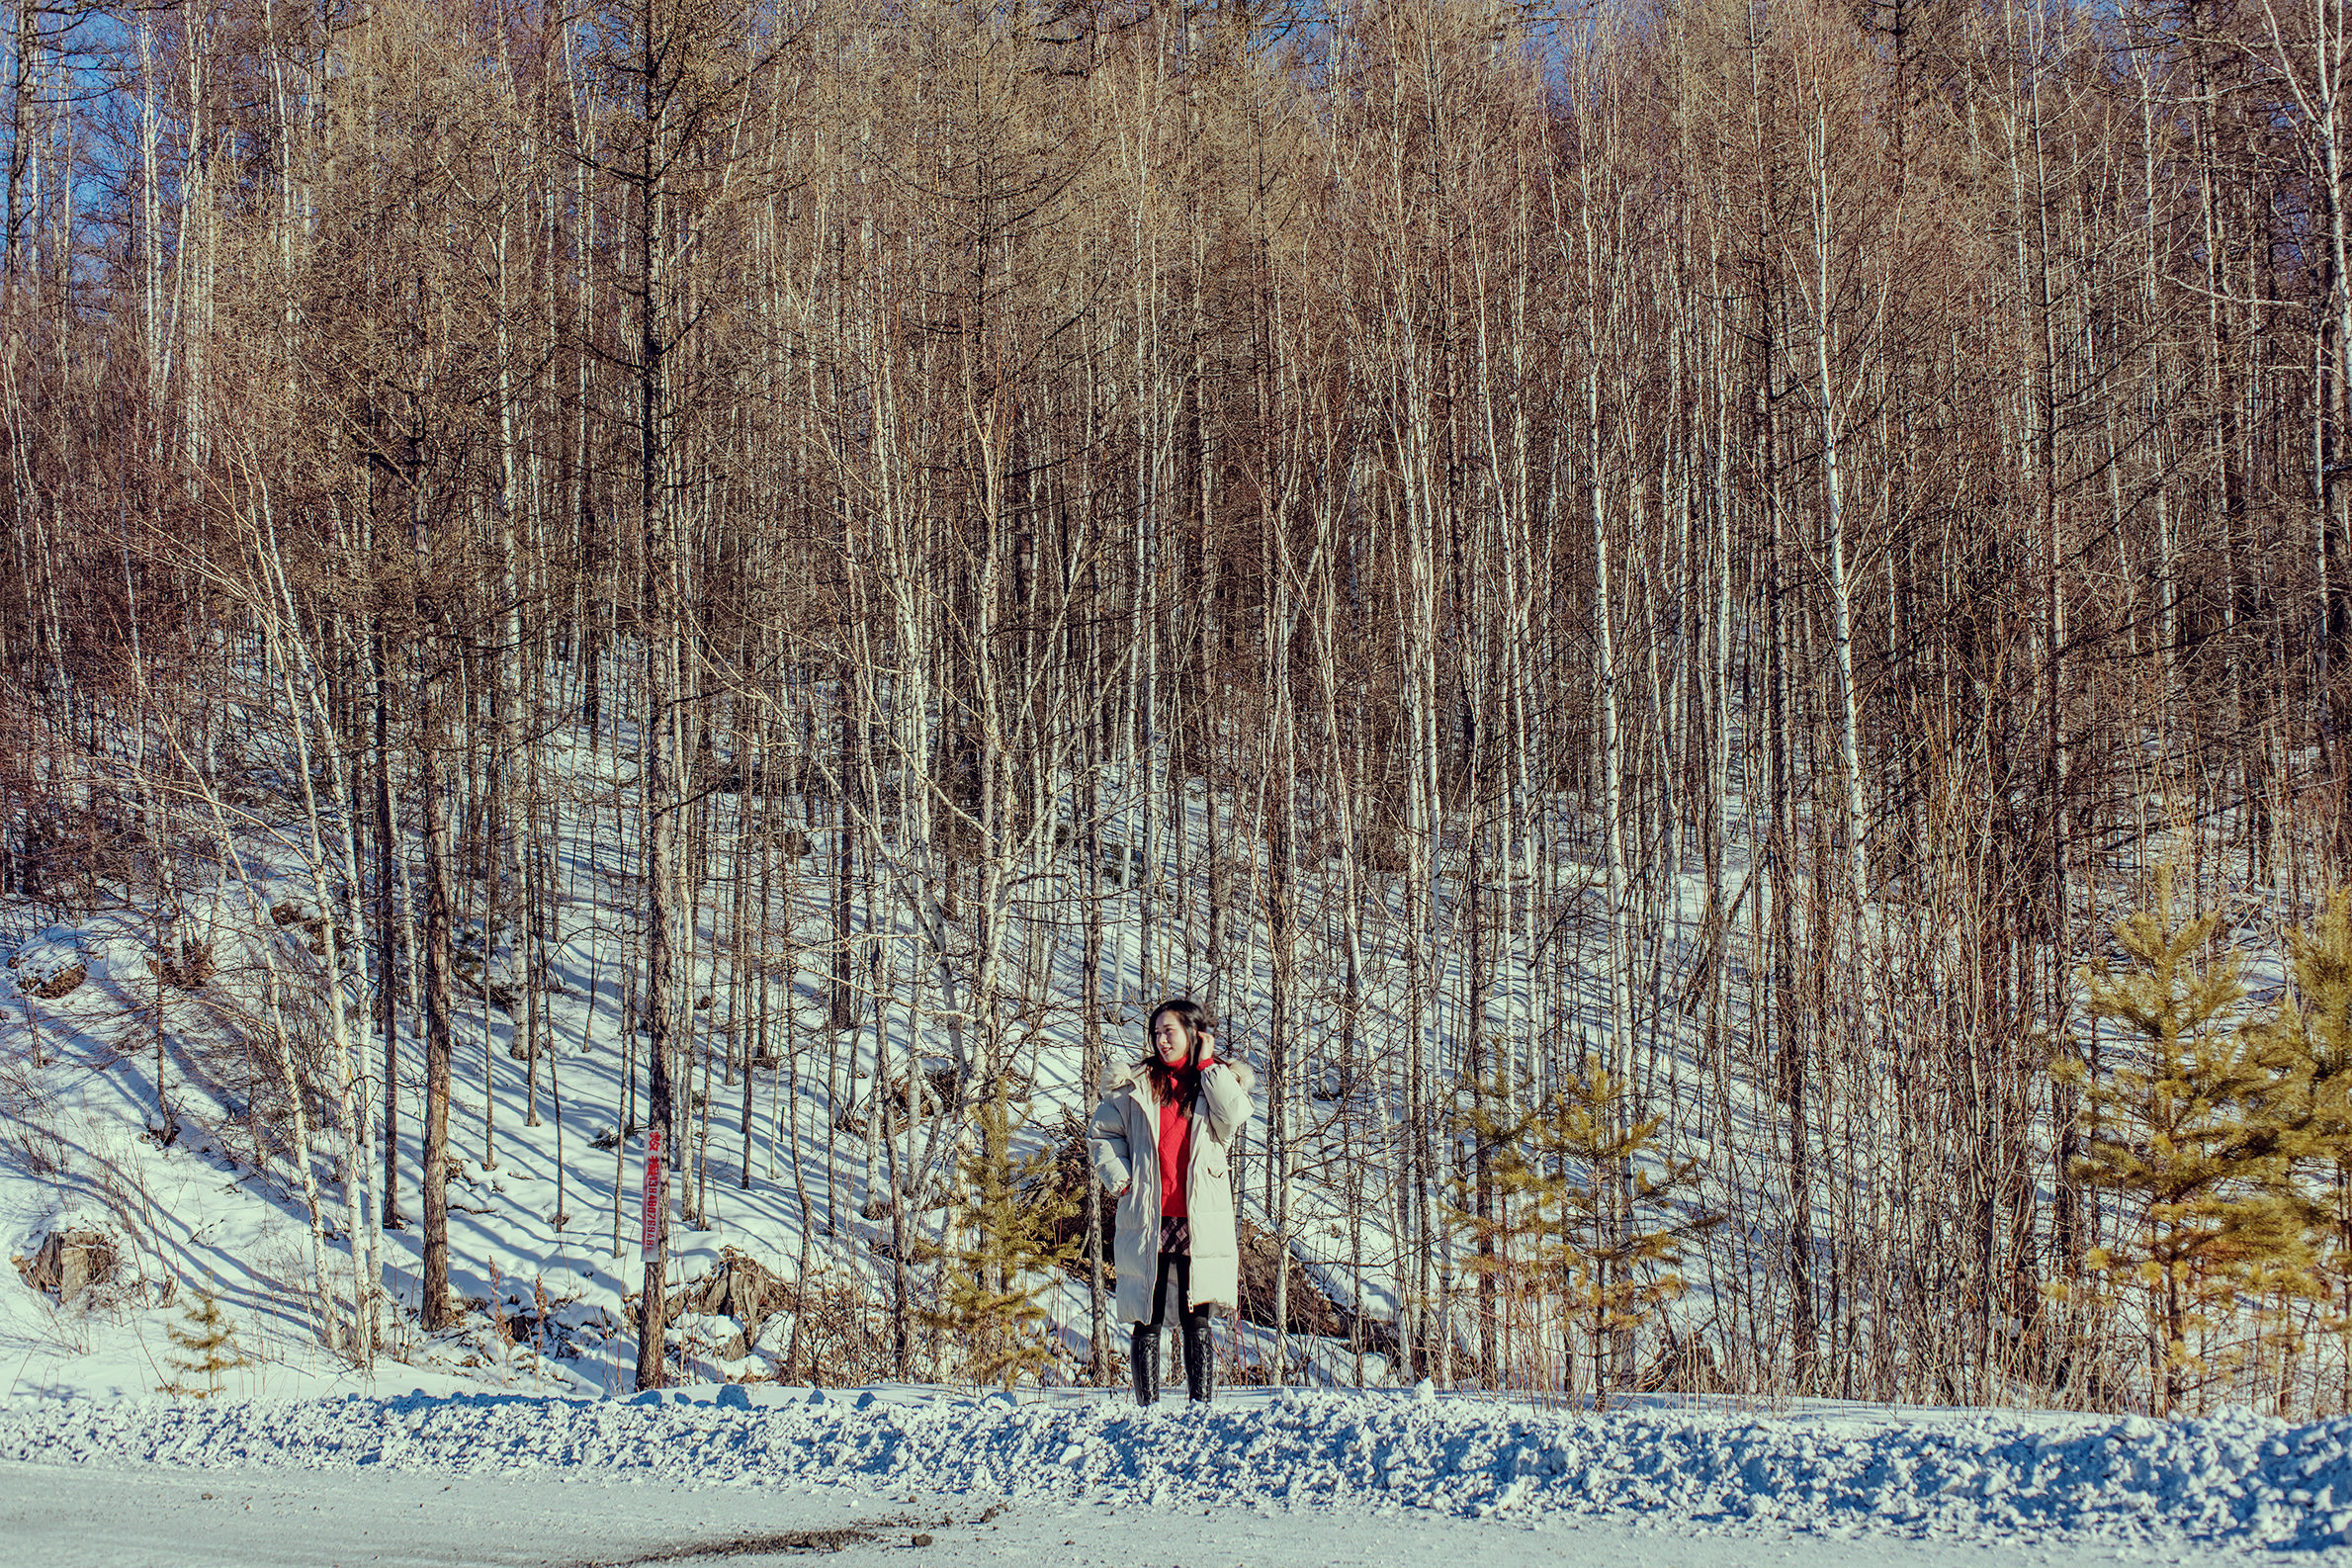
[2057,868,2314,1416]
[159,1284,251,1398]
[1546,1068,1719,1410]
[2241,891,2352,1407]
[1447,1062,1573,1396]
[924,1083,1080,1389]
[1448,1062,1717,1408]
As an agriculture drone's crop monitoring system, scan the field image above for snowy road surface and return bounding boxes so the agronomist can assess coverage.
[0,1460,2271,1568]
[0,1385,2346,1565]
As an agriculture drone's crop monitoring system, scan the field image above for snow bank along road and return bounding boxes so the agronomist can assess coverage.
[0,1459,2282,1568]
[0,1385,2347,1562]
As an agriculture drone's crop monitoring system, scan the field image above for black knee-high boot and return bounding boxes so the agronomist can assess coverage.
[1180,1311,1214,1404]
[1130,1326,1160,1406]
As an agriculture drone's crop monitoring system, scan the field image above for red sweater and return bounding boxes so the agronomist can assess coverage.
[1158,1089,1193,1218]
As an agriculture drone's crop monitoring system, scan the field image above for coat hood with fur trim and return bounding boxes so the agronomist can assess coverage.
[1098,1054,1259,1101]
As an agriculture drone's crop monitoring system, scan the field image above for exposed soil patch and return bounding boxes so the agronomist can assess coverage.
[553,1513,949,1566]
[555,1523,903,1560]
[581,1526,878,1562]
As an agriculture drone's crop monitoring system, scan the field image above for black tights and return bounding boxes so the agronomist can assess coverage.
[1132,1250,1213,1404]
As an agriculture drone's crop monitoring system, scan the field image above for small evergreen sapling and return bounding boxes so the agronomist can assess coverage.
[1447,1062,1574,1395]
[159,1283,251,1398]
[1447,1061,1718,1408]
[1546,1067,1719,1407]
[922,1081,1080,1389]
[2057,868,2313,1416]
[2240,891,2352,1404]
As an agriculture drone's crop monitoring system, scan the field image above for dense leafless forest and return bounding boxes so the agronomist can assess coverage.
[4,0,2352,1415]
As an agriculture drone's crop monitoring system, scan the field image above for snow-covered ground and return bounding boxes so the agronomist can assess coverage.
[0,1457,2275,1568]
[12,698,2352,1566]
[1,1383,2347,1562]
[9,1456,2258,1568]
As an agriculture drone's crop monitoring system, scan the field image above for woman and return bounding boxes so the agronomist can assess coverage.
[1087,998,1255,1404]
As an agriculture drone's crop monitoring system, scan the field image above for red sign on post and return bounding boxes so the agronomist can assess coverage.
[640,1126,663,1263]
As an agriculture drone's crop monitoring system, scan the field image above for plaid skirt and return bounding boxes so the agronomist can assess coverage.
[1159,1215,1190,1256]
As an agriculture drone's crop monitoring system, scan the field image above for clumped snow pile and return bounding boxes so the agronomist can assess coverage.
[2,926,92,999]
[2,1386,2347,1550]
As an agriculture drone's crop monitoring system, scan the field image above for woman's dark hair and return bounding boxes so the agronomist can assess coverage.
[1141,998,1210,1105]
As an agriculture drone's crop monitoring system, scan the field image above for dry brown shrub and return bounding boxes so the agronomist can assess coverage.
[680,1262,902,1386]
[149,938,216,992]
[28,962,84,1000]
[1635,1327,1728,1394]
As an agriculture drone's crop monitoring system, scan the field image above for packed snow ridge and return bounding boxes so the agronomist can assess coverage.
[4,1384,2350,1551]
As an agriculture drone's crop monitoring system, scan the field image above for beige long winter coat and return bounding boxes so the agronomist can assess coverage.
[1087,1057,1257,1324]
